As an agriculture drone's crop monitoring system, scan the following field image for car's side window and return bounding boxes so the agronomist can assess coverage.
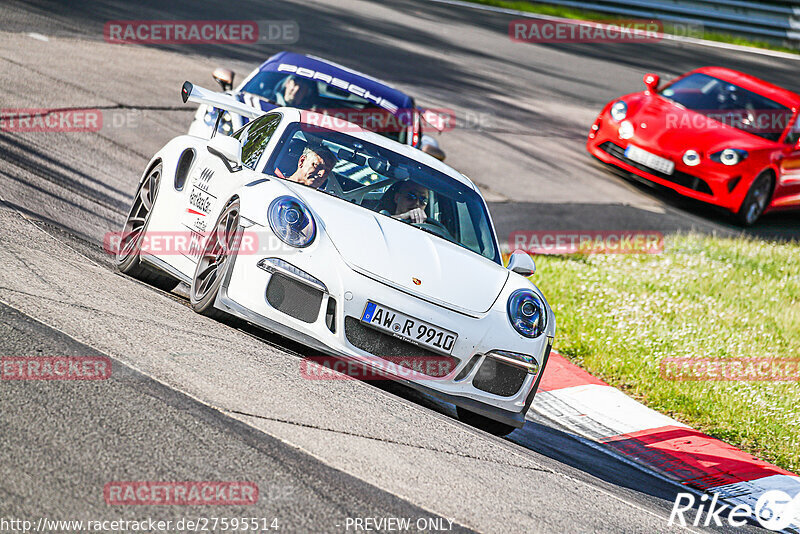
[784,115,800,146]
[240,114,281,170]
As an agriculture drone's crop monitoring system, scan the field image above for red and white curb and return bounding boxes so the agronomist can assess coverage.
[530,351,800,531]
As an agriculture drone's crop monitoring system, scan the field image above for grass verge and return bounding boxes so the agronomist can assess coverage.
[460,0,799,55]
[528,233,800,472]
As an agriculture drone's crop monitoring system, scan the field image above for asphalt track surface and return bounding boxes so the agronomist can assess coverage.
[0,0,794,532]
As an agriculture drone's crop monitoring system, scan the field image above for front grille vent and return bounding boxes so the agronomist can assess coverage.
[472,356,527,397]
[599,141,713,196]
[344,316,459,378]
[266,273,323,323]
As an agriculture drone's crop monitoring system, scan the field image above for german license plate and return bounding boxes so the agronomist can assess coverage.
[624,144,675,175]
[361,301,457,355]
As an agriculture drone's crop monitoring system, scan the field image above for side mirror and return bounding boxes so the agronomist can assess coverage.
[208,134,242,169]
[643,73,660,93]
[507,249,536,276]
[420,134,446,161]
[212,68,235,91]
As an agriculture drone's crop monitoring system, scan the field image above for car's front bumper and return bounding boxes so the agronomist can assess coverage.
[215,225,553,427]
[587,124,752,213]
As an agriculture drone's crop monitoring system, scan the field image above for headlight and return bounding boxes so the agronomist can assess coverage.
[618,120,634,140]
[218,112,233,135]
[203,107,216,125]
[204,108,234,135]
[507,289,546,338]
[682,149,701,167]
[710,148,748,166]
[610,101,628,121]
[268,196,316,248]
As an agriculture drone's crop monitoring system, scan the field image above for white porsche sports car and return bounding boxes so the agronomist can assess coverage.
[115,82,555,435]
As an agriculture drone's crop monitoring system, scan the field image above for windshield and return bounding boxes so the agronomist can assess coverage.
[241,71,412,144]
[660,73,792,142]
[263,123,500,264]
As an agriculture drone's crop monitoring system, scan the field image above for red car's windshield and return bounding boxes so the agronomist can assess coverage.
[660,73,792,142]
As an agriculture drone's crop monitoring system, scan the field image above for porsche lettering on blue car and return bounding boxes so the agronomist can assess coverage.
[188,51,446,160]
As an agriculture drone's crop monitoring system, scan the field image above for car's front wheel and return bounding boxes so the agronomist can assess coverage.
[190,198,241,320]
[456,406,517,437]
[116,163,180,291]
[736,171,774,226]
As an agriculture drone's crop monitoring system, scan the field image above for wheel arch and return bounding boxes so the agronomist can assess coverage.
[761,166,778,209]
[733,166,777,212]
[138,157,163,187]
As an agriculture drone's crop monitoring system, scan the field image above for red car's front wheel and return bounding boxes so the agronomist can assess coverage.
[736,172,774,226]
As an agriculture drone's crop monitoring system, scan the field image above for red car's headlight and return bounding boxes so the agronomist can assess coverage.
[610,100,628,121]
[711,148,748,166]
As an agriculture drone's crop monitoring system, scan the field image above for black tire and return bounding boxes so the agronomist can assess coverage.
[456,406,518,437]
[189,198,241,320]
[116,163,180,292]
[736,172,774,226]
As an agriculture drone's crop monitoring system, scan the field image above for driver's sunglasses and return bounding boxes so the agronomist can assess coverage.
[405,192,428,206]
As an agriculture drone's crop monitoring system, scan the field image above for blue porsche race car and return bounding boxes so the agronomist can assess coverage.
[188,51,445,160]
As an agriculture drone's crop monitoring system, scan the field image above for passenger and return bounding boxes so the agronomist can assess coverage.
[379,181,429,223]
[278,145,337,189]
[275,75,316,108]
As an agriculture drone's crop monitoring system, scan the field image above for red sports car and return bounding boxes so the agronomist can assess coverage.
[587,66,800,225]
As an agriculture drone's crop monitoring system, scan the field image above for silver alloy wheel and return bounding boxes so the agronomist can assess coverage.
[117,167,159,264]
[745,174,771,225]
[191,200,240,304]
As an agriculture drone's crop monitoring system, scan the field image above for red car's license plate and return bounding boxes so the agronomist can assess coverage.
[625,144,675,175]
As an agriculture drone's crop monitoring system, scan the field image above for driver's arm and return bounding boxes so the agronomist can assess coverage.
[394,208,427,224]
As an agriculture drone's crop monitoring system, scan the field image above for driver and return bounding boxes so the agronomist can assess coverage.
[380,181,429,224]
[275,75,315,108]
[278,145,337,189]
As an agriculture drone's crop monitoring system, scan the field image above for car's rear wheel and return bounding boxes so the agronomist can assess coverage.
[190,198,241,320]
[736,171,774,226]
[116,163,180,291]
[456,406,517,437]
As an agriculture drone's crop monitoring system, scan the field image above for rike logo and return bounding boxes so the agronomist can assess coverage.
[669,490,800,530]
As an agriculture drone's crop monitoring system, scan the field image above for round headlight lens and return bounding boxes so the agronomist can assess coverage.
[720,148,740,165]
[507,289,546,338]
[203,107,216,125]
[683,149,701,167]
[219,112,233,135]
[618,120,634,140]
[610,101,628,122]
[268,196,316,248]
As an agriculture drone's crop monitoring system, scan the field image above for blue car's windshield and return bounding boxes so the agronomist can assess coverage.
[242,71,412,144]
[264,123,500,264]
